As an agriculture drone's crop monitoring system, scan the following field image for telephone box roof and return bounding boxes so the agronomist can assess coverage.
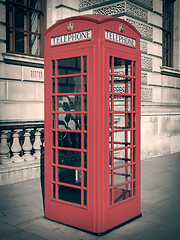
[44,14,141,37]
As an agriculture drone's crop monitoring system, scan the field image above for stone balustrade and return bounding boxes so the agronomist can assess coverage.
[0,127,44,165]
[0,122,44,185]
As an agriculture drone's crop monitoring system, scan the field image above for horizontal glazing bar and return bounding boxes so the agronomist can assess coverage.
[109,179,135,190]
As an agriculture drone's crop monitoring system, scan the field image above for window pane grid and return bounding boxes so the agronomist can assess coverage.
[51,56,88,207]
[109,56,136,207]
[6,0,43,56]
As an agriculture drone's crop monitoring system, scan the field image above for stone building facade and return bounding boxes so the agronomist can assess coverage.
[0,0,180,184]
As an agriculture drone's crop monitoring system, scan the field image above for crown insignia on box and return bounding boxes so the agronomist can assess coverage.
[119,24,124,32]
[67,22,74,31]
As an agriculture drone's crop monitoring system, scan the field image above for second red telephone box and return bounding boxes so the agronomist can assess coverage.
[44,14,141,235]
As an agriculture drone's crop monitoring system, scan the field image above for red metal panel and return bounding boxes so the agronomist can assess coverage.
[44,15,141,234]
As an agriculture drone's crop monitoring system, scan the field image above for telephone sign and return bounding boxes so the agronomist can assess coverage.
[44,15,141,235]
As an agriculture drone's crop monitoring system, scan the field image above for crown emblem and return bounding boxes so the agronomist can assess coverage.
[67,21,74,31]
[119,24,124,32]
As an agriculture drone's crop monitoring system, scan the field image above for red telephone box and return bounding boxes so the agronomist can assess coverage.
[44,15,141,235]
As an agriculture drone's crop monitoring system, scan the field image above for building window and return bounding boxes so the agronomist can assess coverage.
[162,0,174,67]
[6,0,44,57]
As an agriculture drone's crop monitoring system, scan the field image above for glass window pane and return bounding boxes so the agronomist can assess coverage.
[57,95,81,112]
[114,131,131,149]
[58,150,81,167]
[29,34,39,55]
[84,190,87,206]
[58,76,81,93]
[84,114,87,131]
[84,152,87,168]
[29,11,40,33]
[52,61,55,76]
[114,113,131,129]
[83,56,87,73]
[53,184,56,199]
[15,31,26,53]
[58,57,81,75]
[52,113,55,129]
[58,167,81,186]
[83,75,87,92]
[53,149,55,164]
[114,96,132,112]
[114,58,132,76]
[114,149,131,166]
[114,166,131,185]
[114,183,132,204]
[52,78,55,93]
[114,77,132,94]
[58,185,81,205]
[15,7,27,29]
[58,113,81,130]
[52,96,55,111]
[84,95,87,111]
[58,132,81,149]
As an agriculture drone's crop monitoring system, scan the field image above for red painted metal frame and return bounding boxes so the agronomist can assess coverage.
[44,15,141,235]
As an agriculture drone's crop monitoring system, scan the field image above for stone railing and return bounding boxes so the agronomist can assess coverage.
[0,121,44,165]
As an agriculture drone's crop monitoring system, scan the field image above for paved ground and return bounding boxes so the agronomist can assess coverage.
[0,152,180,240]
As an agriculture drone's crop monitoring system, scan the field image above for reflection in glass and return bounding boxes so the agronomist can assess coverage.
[84,95,87,111]
[58,150,81,167]
[58,167,81,186]
[58,185,81,205]
[109,56,112,73]
[29,34,40,55]
[114,58,132,76]
[114,183,132,204]
[58,113,81,130]
[84,114,87,130]
[83,76,87,92]
[57,95,81,112]
[58,57,81,75]
[83,56,87,73]
[114,166,131,185]
[84,133,87,149]
[58,76,81,93]
[58,132,81,149]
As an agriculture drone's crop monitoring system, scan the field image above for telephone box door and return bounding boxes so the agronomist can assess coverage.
[44,47,95,231]
[103,47,141,230]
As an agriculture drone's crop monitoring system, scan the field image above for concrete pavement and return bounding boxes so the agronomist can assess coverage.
[0,152,180,240]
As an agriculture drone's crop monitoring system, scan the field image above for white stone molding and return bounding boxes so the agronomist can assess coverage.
[11,130,23,163]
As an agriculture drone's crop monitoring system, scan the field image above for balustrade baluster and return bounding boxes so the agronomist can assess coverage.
[23,130,34,161]
[0,130,11,164]
[11,130,23,163]
[33,129,42,161]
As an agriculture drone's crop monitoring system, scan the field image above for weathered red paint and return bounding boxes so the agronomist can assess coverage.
[44,15,141,235]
